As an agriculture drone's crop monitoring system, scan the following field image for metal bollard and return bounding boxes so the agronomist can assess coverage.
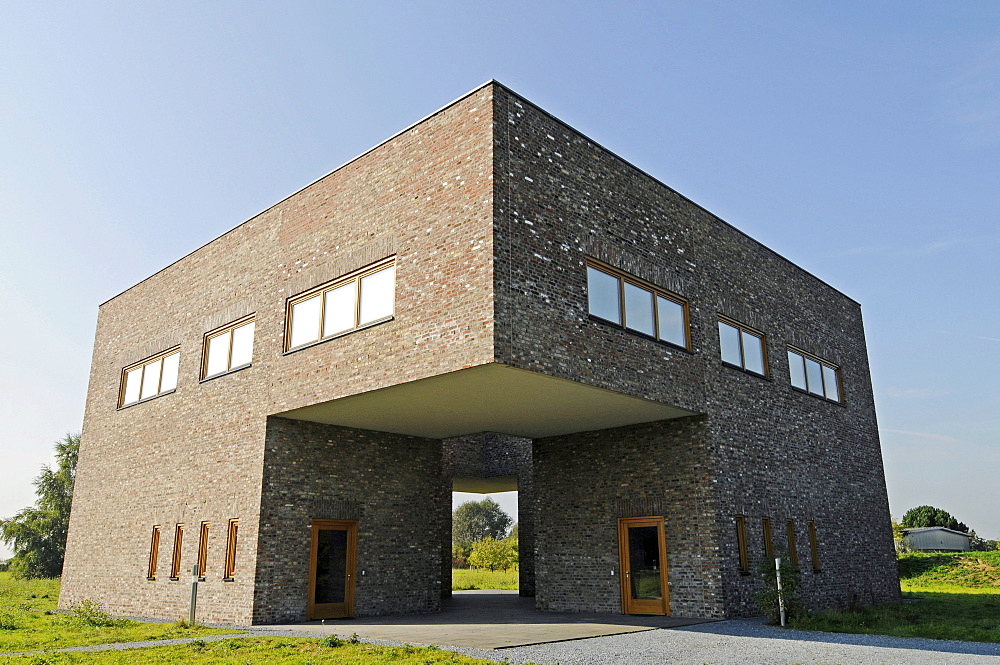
[189,564,199,625]
[775,556,786,627]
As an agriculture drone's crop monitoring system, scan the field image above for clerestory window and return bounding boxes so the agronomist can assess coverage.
[787,348,841,403]
[585,260,690,350]
[285,258,395,351]
[718,317,767,376]
[202,316,255,380]
[119,348,180,408]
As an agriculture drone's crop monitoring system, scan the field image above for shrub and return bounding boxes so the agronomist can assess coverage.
[70,599,133,628]
[753,550,803,624]
[468,537,517,572]
[320,635,345,647]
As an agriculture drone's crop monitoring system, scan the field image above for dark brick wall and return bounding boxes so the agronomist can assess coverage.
[533,417,724,617]
[252,418,444,622]
[493,84,899,616]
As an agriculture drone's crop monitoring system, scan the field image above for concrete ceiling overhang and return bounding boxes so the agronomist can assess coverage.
[276,363,696,440]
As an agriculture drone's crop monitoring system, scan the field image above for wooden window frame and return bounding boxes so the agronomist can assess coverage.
[585,258,691,351]
[118,347,180,408]
[201,315,255,380]
[147,525,160,580]
[169,523,184,580]
[196,521,210,580]
[808,521,821,572]
[223,518,239,581]
[284,257,396,352]
[762,516,773,559]
[786,520,798,566]
[735,515,749,574]
[787,346,843,404]
[718,316,769,377]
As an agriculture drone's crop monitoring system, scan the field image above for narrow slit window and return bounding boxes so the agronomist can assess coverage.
[196,522,210,580]
[585,260,690,349]
[223,518,239,580]
[787,347,842,403]
[202,316,255,379]
[286,258,395,351]
[147,525,160,580]
[169,524,184,580]
[786,520,798,566]
[735,515,749,573]
[762,517,773,559]
[719,318,768,376]
[119,349,180,408]
[808,521,821,572]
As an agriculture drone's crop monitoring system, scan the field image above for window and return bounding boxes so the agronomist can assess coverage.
[196,522,210,580]
[735,515,749,574]
[718,318,767,376]
[169,523,184,580]
[786,520,798,566]
[202,316,255,379]
[808,521,821,572]
[585,260,690,349]
[147,525,160,580]
[119,348,180,407]
[286,259,395,351]
[762,516,774,559]
[223,519,238,580]
[787,348,841,402]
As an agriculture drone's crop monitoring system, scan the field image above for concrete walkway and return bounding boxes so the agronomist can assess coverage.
[252,590,717,649]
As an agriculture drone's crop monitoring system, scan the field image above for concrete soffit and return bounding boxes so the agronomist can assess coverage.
[275,363,696,440]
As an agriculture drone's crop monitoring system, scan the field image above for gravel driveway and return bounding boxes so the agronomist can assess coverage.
[441,619,1000,664]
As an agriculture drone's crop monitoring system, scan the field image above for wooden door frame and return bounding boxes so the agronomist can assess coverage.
[617,516,670,615]
[307,519,358,620]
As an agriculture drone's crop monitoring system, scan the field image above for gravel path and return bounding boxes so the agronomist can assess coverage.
[4,621,999,664]
[441,620,1000,665]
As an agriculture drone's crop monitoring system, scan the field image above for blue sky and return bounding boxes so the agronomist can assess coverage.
[1,2,998,558]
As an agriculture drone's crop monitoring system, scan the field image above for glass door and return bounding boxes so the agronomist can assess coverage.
[308,519,357,619]
[618,516,669,615]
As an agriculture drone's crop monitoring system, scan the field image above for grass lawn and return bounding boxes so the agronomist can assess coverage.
[0,637,508,664]
[789,551,1000,643]
[0,573,237,653]
[451,568,518,591]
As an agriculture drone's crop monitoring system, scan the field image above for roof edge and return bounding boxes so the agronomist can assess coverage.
[101,79,502,307]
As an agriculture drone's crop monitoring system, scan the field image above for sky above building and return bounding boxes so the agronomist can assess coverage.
[1,2,998,559]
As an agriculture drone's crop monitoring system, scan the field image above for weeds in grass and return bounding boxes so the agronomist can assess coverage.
[69,599,134,628]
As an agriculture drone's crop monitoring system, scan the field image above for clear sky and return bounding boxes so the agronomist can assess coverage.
[1,2,998,559]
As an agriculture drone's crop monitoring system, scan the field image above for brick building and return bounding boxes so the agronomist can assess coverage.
[60,81,900,624]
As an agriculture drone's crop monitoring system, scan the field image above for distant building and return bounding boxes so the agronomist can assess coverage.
[59,81,901,624]
[903,527,972,552]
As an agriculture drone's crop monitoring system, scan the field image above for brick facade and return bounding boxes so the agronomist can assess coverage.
[61,81,899,624]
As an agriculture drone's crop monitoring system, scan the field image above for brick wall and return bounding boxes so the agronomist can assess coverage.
[492,84,899,616]
[252,418,444,622]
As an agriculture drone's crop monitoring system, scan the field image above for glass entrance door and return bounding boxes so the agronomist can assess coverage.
[308,519,357,619]
[617,516,669,615]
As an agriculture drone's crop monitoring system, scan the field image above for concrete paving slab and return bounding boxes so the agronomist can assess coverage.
[252,590,718,649]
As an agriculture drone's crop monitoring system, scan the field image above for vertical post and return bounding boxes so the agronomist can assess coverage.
[189,564,199,625]
[775,556,786,627]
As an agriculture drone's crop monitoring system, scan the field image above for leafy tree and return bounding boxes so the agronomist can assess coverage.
[901,505,968,533]
[0,433,80,578]
[452,498,512,543]
[969,531,1000,552]
[468,537,517,572]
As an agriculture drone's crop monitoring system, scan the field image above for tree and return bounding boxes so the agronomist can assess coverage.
[901,505,968,533]
[0,433,80,578]
[468,537,517,572]
[891,519,912,554]
[969,531,1000,552]
[452,498,512,543]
